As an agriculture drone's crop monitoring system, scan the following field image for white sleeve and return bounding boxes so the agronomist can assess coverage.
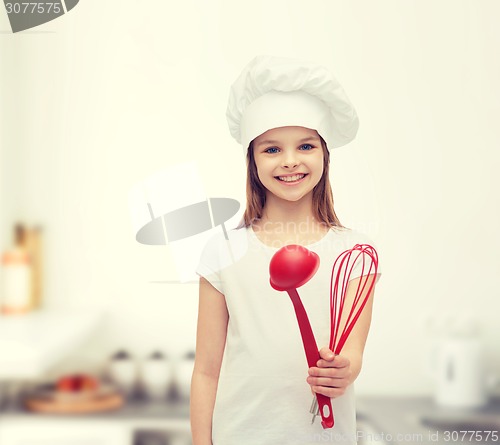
[196,228,249,295]
[196,233,225,294]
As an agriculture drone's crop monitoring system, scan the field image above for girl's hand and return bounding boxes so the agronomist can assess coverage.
[306,347,352,398]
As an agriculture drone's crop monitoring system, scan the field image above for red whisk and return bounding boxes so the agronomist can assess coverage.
[329,244,379,354]
[269,243,379,429]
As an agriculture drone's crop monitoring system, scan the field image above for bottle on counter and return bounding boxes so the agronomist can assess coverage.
[25,225,44,310]
[0,224,33,315]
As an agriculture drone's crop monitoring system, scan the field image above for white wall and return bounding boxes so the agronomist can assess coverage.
[1,0,499,396]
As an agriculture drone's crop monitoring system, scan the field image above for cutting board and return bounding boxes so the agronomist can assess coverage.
[23,386,124,414]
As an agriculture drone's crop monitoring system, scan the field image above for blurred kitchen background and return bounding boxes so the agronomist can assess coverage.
[1,1,500,444]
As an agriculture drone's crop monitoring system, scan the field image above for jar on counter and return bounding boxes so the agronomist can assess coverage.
[140,351,172,402]
[108,350,138,398]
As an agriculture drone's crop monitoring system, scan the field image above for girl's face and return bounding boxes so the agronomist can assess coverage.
[252,126,324,204]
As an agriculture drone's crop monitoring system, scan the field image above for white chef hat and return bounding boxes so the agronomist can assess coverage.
[226,55,359,151]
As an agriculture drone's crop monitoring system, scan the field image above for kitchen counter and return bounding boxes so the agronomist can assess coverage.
[356,396,500,445]
[1,394,499,443]
[0,396,190,430]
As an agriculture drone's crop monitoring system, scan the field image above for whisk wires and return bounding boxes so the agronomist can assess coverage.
[329,244,379,354]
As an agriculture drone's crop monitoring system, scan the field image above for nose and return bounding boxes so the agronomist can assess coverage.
[282,150,299,169]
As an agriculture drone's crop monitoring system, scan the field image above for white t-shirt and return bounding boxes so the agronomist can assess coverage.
[196,226,382,445]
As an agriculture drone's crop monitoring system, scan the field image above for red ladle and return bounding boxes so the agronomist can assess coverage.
[269,245,334,429]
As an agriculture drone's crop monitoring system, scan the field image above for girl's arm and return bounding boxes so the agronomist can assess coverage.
[307,275,377,397]
[338,274,376,384]
[190,277,229,445]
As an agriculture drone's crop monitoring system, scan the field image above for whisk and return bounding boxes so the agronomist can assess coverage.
[311,243,379,425]
[269,243,379,429]
[330,244,379,354]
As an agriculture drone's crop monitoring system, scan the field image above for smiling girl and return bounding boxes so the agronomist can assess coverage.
[247,125,333,248]
[191,56,381,445]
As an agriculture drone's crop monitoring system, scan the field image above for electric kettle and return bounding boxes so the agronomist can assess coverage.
[433,334,488,407]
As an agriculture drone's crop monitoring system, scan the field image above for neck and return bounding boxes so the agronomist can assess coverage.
[256,192,326,235]
[262,195,312,225]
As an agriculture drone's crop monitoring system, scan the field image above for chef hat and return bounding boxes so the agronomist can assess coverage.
[226,55,359,151]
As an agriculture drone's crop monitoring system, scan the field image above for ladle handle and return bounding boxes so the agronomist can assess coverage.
[287,289,334,429]
[316,394,334,429]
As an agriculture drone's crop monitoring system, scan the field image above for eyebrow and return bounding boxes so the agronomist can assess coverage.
[255,136,320,147]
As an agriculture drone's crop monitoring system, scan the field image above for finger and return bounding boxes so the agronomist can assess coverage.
[331,355,349,367]
[307,376,350,387]
[311,385,347,399]
[317,354,350,369]
[308,367,350,379]
[318,347,335,361]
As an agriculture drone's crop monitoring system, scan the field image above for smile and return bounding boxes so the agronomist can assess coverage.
[275,173,307,183]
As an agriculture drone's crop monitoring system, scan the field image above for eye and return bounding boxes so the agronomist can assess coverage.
[264,147,280,154]
[299,144,314,150]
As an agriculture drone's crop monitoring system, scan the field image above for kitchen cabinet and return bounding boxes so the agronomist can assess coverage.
[0,398,191,445]
[0,419,130,445]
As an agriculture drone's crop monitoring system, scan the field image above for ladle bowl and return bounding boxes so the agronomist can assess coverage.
[269,244,320,291]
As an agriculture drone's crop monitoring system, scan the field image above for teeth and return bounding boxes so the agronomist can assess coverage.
[278,174,305,182]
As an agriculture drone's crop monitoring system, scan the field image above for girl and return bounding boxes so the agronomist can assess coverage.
[191,56,381,445]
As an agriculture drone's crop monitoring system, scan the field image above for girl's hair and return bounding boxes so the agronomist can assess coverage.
[237,136,345,229]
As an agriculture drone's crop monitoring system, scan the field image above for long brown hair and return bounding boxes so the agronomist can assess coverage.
[237,136,345,229]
